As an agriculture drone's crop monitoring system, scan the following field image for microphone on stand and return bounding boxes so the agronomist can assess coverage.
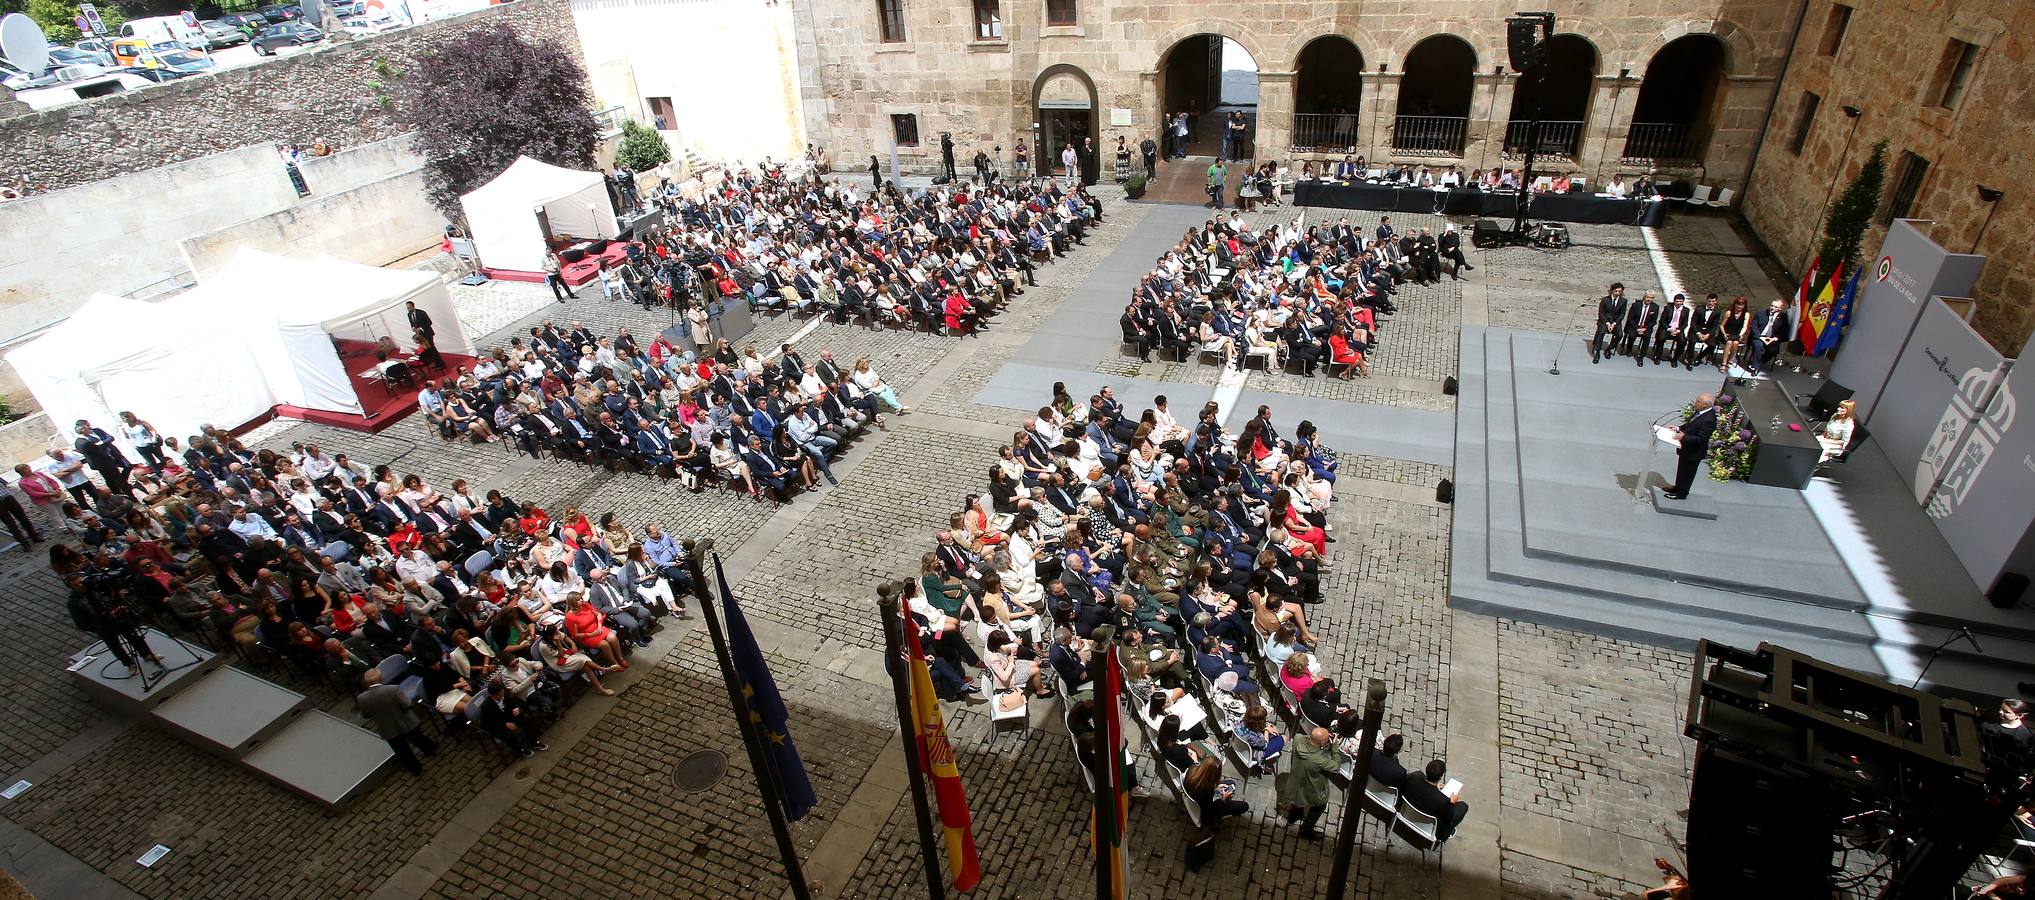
[1549,300,1592,376]
[1959,626,1982,653]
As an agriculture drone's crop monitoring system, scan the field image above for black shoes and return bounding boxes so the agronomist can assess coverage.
[1661,491,1687,501]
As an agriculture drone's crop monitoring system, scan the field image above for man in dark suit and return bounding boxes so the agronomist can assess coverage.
[1590,283,1628,364]
[1665,393,1719,501]
[1369,733,1410,787]
[406,301,434,342]
[1651,293,1694,366]
[1399,758,1471,842]
[1748,298,1792,374]
[1619,290,1661,365]
[1120,303,1155,362]
[1687,293,1723,371]
[1438,226,1472,279]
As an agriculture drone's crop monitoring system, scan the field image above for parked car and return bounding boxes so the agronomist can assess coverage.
[257,5,302,22]
[215,12,267,29]
[111,39,216,73]
[337,13,403,36]
[71,38,116,64]
[250,22,323,55]
[47,47,106,67]
[198,19,250,48]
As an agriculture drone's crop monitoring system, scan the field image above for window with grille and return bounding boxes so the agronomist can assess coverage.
[891,114,920,148]
[973,0,1002,40]
[1820,4,1851,57]
[1882,151,1930,224]
[1046,0,1075,26]
[1788,92,1820,155]
[1935,40,1979,109]
[876,0,905,42]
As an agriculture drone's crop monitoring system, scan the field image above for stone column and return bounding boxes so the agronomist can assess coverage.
[1256,70,1293,162]
[1706,75,1776,196]
[1579,73,1636,184]
[1366,74,1399,161]
[1467,72,1515,173]
[0,86,28,118]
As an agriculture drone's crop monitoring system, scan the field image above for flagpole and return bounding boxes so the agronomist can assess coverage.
[686,540,813,900]
[876,582,948,900]
[1327,678,1389,900]
[1089,644,1116,900]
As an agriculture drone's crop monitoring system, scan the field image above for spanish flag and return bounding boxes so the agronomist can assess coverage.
[1801,260,1843,349]
[901,617,982,891]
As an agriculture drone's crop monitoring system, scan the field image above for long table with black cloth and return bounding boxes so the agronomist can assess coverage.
[1291,180,1666,226]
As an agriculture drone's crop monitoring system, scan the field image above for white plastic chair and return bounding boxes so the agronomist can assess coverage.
[1708,186,1735,208]
[1684,185,1714,206]
[981,674,1029,742]
[1363,776,1401,834]
[1391,803,1443,858]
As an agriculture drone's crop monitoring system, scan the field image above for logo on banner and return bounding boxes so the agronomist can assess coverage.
[1919,367,2016,519]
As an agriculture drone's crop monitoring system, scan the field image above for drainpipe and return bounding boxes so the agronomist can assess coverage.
[1740,0,1814,206]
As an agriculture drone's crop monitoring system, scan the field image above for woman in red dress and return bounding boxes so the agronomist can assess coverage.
[562,593,627,669]
[1328,324,1368,379]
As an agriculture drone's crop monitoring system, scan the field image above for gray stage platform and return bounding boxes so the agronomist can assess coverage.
[1453,327,2035,697]
[69,632,393,811]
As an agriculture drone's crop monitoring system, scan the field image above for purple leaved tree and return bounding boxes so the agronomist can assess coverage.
[399,23,601,219]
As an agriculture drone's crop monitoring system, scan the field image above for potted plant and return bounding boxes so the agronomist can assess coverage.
[1693,394,1758,481]
[1125,173,1148,200]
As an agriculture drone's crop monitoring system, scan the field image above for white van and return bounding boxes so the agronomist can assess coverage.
[118,15,208,51]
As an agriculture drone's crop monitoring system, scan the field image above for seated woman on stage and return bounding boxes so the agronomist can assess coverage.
[1550,173,1571,193]
[1817,400,1857,463]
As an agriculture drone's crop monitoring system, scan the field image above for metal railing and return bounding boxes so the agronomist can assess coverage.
[1622,121,1703,164]
[594,105,627,136]
[1389,115,1468,157]
[1291,113,1362,153]
[1501,120,1583,158]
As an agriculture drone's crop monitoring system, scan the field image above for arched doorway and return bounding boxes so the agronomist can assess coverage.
[1033,65,1098,178]
[1622,34,1727,164]
[1293,36,1365,152]
[1505,34,1596,159]
[1393,34,1476,156]
[1157,35,1259,160]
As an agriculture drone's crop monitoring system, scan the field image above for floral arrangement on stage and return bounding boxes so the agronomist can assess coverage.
[1688,393,1757,481]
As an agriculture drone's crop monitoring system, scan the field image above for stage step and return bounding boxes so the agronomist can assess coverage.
[65,629,226,718]
[149,666,312,759]
[241,711,394,813]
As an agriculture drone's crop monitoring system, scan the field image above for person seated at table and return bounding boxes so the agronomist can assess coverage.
[1499,168,1521,189]
[1633,173,1659,198]
[1550,173,1571,193]
[1817,400,1857,464]
[1332,154,1359,180]
[1606,174,1630,198]
[1298,160,1317,181]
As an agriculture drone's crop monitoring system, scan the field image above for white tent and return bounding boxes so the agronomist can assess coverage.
[201,248,473,416]
[458,156,619,273]
[6,294,279,452]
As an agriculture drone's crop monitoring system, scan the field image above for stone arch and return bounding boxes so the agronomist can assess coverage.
[1032,63,1099,111]
[1150,20,1275,75]
[1274,19,1385,74]
[1031,63,1100,164]
[1383,24,1493,73]
[1634,19,1757,77]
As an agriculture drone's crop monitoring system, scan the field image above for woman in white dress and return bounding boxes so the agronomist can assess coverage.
[1817,400,1857,463]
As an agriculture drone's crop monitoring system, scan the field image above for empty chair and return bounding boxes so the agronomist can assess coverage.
[1362,776,1402,832]
[1684,185,1714,206]
[1708,186,1735,208]
[463,549,495,579]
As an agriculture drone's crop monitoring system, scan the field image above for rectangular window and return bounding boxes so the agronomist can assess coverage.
[891,113,920,148]
[876,0,905,42]
[972,0,1001,40]
[1936,40,1979,108]
[1883,151,1930,224]
[1819,3,1851,57]
[1046,0,1076,26]
[645,97,675,130]
[1788,91,1820,155]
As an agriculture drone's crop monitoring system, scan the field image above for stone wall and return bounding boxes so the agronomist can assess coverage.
[791,0,1796,189]
[179,166,443,279]
[0,0,583,198]
[1740,0,2033,356]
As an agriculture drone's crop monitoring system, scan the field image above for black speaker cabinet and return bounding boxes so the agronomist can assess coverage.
[1507,17,1542,70]
[1471,219,1505,248]
[1686,744,1833,896]
[1990,572,2029,609]
[1806,380,1855,419]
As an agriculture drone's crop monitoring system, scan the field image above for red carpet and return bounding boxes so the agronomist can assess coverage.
[480,240,639,287]
[264,339,479,434]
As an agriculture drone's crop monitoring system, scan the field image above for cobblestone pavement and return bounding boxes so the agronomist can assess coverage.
[0,192,1724,899]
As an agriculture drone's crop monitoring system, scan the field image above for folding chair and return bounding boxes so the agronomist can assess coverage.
[1390,803,1444,859]
[1708,186,1735,208]
[463,550,495,579]
[1684,185,1714,207]
[981,674,1029,742]
[1362,776,1401,834]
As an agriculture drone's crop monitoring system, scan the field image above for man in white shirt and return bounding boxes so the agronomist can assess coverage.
[299,444,336,482]
[38,447,92,508]
[230,509,279,544]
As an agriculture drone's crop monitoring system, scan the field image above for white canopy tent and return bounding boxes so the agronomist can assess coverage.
[201,248,473,416]
[458,156,620,273]
[6,294,279,453]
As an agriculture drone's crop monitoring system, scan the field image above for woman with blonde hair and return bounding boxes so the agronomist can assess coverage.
[851,358,908,414]
[1817,399,1858,463]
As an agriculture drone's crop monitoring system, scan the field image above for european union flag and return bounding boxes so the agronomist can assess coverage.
[715,556,817,821]
[1813,265,1862,357]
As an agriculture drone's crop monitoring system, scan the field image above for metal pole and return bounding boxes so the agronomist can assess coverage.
[1327,678,1389,900]
[685,540,812,900]
[1089,645,1115,900]
[1807,115,1861,272]
[877,583,949,900]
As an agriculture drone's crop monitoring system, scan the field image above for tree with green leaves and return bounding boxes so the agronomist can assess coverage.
[396,23,600,220]
[1815,138,1888,288]
[615,118,671,173]
[2,0,123,47]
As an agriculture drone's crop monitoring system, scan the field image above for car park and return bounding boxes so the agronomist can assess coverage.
[198,19,250,48]
[256,5,302,22]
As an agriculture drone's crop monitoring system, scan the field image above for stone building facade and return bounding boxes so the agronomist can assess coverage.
[792,0,1797,190]
[1740,0,2033,355]
[0,0,584,197]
